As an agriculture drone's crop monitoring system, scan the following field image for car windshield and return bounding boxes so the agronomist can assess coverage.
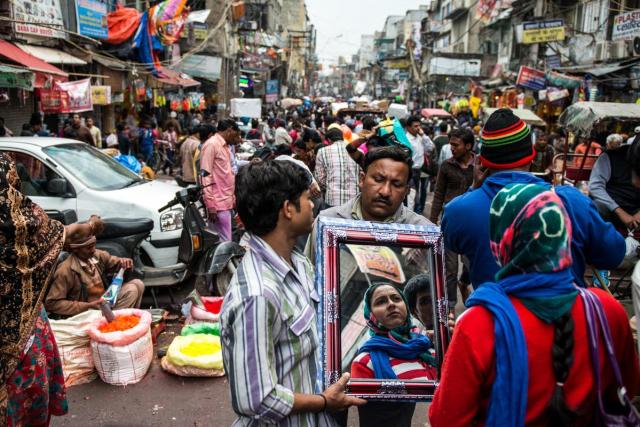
[44,144,142,191]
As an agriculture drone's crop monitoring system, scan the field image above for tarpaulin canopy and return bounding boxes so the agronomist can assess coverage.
[421,108,452,118]
[558,102,640,136]
[0,39,67,88]
[154,67,199,87]
[483,107,547,127]
[106,5,141,45]
[15,43,86,66]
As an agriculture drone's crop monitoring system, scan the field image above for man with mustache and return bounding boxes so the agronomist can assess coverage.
[305,145,433,263]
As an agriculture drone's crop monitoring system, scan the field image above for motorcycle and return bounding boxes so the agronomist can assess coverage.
[158,178,245,296]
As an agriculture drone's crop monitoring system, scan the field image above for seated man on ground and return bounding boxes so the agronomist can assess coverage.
[589,133,640,230]
[46,234,144,317]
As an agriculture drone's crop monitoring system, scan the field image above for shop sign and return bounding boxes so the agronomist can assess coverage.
[76,0,108,39]
[265,79,278,103]
[384,58,411,69]
[177,55,222,81]
[0,66,34,91]
[42,79,93,113]
[429,57,481,77]
[522,19,565,44]
[547,88,570,102]
[516,66,546,91]
[91,85,111,105]
[612,9,640,41]
[545,54,561,70]
[13,0,65,39]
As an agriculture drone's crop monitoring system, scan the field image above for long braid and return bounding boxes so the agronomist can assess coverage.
[548,312,578,426]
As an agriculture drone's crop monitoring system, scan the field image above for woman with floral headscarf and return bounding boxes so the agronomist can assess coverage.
[0,152,103,426]
[429,183,639,427]
[350,282,437,427]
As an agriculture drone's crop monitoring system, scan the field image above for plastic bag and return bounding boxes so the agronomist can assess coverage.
[88,309,151,346]
[113,154,142,174]
[181,322,220,337]
[166,334,223,370]
[49,310,103,387]
[160,356,224,377]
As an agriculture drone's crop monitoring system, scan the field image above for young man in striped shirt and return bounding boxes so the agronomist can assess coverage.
[221,160,365,426]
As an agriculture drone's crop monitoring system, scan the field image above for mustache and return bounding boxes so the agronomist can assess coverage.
[373,196,392,205]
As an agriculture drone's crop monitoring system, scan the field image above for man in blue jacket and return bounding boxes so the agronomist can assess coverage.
[442,108,625,288]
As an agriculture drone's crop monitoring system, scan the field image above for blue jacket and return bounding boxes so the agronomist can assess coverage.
[442,172,625,288]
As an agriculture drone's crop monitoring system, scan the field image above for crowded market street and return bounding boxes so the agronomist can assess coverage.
[2,0,640,427]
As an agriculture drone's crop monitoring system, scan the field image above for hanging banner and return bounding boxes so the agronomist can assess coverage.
[12,0,65,39]
[176,54,221,80]
[91,86,112,105]
[612,9,640,41]
[39,88,69,114]
[265,79,278,103]
[58,79,92,112]
[522,19,565,44]
[76,0,108,39]
[516,66,547,91]
[0,66,34,91]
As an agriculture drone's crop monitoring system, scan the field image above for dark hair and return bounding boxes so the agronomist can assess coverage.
[363,145,413,174]
[116,122,125,132]
[406,115,421,127]
[293,139,307,150]
[325,127,344,142]
[449,128,475,147]
[439,122,448,133]
[30,112,42,127]
[235,160,311,236]
[547,313,577,426]
[275,118,286,128]
[403,274,431,314]
[362,116,376,131]
[198,124,216,141]
[302,128,322,144]
[274,144,292,156]
[217,118,239,132]
[251,118,259,129]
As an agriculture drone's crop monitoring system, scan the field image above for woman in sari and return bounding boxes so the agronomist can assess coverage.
[350,282,437,427]
[429,183,639,426]
[0,152,103,426]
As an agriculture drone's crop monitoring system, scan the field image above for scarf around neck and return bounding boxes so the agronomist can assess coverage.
[466,183,578,427]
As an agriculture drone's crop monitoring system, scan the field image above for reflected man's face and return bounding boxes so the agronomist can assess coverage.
[413,290,433,330]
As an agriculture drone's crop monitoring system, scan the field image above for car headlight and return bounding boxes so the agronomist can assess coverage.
[160,208,183,232]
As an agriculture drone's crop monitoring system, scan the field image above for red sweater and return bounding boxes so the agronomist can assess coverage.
[429,289,639,426]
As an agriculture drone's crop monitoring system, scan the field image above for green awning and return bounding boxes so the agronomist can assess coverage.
[0,65,34,90]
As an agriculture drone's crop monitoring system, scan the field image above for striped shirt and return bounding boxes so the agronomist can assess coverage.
[220,233,335,427]
[350,352,438,381]
[314,141,360,207]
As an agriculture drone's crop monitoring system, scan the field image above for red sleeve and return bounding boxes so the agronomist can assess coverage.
[350,354,374,379]
[429,307,494,427]
[591,289,640,400]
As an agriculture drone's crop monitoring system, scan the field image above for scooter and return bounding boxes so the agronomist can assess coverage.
[158,179,245,296]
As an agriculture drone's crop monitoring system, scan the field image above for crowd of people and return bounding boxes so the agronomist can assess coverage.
[2,101,640,427]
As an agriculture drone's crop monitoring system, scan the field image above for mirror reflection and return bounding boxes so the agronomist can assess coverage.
[338,243,439,381]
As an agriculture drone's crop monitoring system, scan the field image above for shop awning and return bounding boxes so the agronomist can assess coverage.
[0,39,67,88]
[155,67,200,88]
[93,55,128,71]
[15,43,87,66]
[553,60,640,77]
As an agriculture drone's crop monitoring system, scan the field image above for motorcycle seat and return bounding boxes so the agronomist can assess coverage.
[208,241,246,275]
[99,218,154,239]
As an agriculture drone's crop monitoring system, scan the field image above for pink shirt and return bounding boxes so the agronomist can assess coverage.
[201,133,235,212]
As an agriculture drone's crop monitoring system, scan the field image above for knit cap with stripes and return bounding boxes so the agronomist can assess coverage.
[479,108,534,169]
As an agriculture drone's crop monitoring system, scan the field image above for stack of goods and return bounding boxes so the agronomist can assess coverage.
[49,310,103,386]
[88,309,153,385]
[161,323,224,377]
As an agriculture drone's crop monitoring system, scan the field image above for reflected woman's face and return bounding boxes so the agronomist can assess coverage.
[370,285,408,330]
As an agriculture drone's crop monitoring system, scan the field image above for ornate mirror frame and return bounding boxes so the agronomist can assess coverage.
[314,217,449,401]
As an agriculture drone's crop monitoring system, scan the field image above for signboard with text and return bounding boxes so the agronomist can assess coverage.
[522,20,565,44]
[177,55,222,81]
[12,0,65,39]
[516,66,546,91]
[76,0,108,39]
[265,79,278,103]
[91,86,112,105]
[612,9,640,41]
